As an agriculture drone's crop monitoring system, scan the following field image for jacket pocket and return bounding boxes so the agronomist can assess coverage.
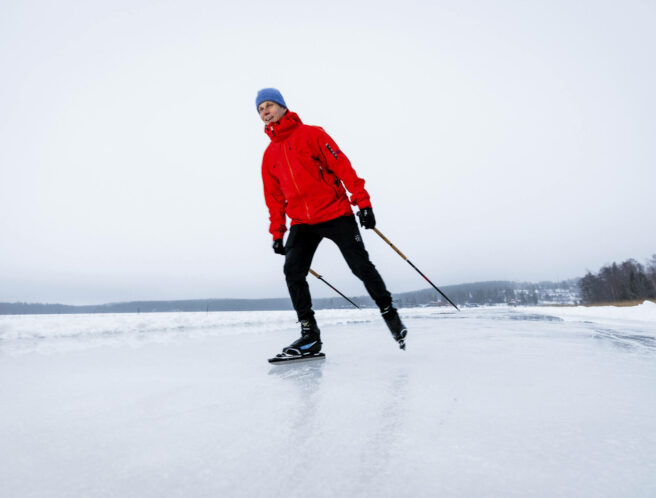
[318,164,343,197]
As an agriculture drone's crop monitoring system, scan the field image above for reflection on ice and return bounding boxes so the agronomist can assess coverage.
[268,359,325,385]
[269,360,324,450]
[354,368,409,493]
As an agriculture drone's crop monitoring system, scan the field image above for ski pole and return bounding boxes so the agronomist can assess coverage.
[372,228,460,311]
[309,269,360,309]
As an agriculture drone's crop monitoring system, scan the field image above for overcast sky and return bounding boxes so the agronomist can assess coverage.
[1,0,654,305]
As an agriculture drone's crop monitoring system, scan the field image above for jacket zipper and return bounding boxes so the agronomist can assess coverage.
[283,144,312,222]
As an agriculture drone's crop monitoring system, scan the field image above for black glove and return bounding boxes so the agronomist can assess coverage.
[357,207,376,229]
[272,239,286,255]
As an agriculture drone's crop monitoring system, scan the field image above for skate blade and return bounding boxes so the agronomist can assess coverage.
[268,352,326,365]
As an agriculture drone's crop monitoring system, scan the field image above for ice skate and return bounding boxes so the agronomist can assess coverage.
[268,319,324,364]
[382,306,408,350]
[282,319,322,355]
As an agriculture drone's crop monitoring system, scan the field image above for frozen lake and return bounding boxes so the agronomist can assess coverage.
[1,304,655,497]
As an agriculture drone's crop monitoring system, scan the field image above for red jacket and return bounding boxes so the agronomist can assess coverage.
[261,111,372,240]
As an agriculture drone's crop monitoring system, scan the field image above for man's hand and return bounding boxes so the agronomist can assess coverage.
[272,239,286,255]
[357,207,376,229]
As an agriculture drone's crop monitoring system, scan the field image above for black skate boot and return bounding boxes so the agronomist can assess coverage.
[282,318,322,356]
[382,306,408,350]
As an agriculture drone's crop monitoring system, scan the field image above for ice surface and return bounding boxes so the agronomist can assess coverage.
[1,305,655,497]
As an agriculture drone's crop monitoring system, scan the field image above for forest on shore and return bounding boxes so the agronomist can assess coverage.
[579,255,656,305]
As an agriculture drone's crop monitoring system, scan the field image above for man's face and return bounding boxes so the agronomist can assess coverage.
[258,101,287,124]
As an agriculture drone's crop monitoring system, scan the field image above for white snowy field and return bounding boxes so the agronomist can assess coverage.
[1,304,655,498]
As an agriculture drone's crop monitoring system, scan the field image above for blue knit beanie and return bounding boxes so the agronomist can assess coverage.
[256,88,287,112]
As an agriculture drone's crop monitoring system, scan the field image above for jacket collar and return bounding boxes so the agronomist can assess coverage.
[264,111,302,143]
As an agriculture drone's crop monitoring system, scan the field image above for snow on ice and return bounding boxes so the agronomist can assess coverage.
[1,303,655,497]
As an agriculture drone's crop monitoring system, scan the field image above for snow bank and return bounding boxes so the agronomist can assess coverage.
[523,301,656,331]
[2,302,655,357]
[0,307,453,356]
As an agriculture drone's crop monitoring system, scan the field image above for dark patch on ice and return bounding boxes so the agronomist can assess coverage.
[482,312,563,322]
[408,313,459,320]
[507,314,563,322]
[409,310,564,323]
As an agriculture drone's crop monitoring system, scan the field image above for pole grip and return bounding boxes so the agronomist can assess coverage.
[373,228,407,260]
[309,269,320,278]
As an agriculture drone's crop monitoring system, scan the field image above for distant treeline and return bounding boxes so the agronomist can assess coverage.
[579,255,656,304]
[0,280,580,315]
[7,256,655,314]
[393,280,580,308]
[0,298,292,315]
[0,296,379,315]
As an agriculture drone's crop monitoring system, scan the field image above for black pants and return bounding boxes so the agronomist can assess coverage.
[283,215,392,321]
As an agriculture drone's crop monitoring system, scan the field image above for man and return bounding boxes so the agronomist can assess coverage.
[257,88,407,356]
